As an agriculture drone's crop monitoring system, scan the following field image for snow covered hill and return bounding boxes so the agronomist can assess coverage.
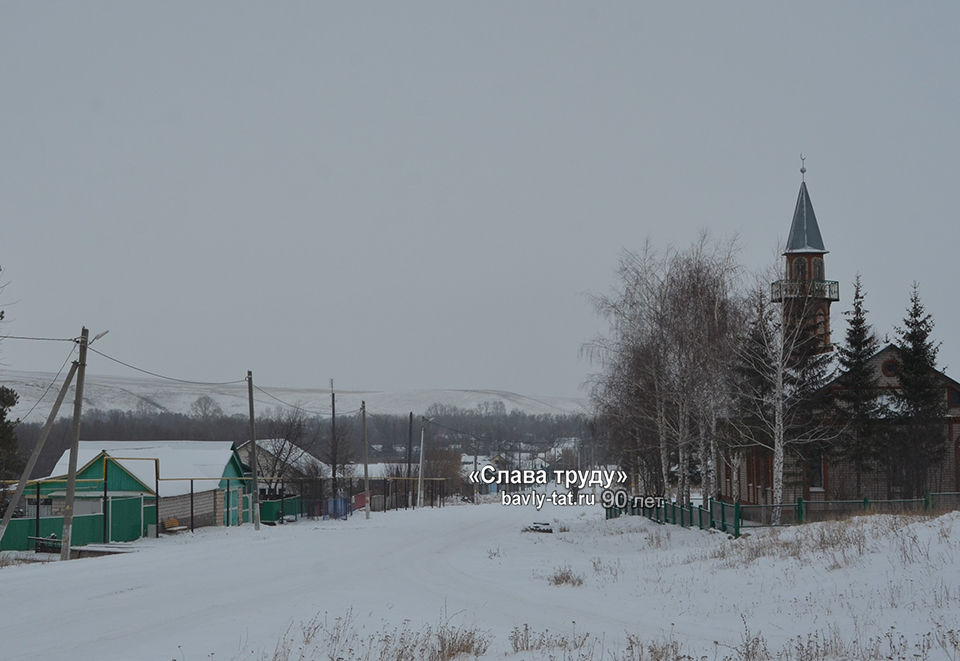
[2,503,959,660]
[0,369,588,423]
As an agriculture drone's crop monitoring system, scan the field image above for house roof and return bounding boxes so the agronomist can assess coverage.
[235,438,323,475]
[784,181,828,254]
[45,441,240,497]
[826,343,960,392]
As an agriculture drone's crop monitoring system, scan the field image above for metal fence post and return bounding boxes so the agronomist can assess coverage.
[35,482,41,550]
[796,497,803,524]
[863,497,868,512]
[720,501,726,532]
[734,502,741,538]
[924,491,930,512]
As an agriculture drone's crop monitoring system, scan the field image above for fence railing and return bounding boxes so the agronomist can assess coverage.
[605,492,960,538]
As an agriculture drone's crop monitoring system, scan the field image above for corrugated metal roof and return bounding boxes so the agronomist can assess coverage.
[44,441,239,497]
[784,181,827,254]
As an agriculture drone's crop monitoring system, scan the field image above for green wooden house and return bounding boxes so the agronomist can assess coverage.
[2,441,249,552]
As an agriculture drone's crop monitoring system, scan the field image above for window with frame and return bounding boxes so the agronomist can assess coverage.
[813,258,824,280]
[793,258,807,280]
[815,309,826,343]
[807,453,824,490]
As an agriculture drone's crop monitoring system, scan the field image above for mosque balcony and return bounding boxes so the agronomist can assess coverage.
[771,279,839,303]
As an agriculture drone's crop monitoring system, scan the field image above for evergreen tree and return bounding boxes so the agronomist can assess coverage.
[1,264,21,482]
[832,275,884,496]
[891,283,945,498]
[0,266,23,513]
[0,386,19,478]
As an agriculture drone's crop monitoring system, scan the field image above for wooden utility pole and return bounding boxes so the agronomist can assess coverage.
[60,327,89,560]
[417,419,425,508]
[247,370,261,530]
[330,378,336,498]
[406,412,413,508]
[361,401,369,519]
[473,436,479,504]
[0,362,78,547]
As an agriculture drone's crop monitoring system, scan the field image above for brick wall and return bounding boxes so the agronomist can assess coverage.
[158,489,222,529]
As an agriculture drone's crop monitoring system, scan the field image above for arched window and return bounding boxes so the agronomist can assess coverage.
[793,258,807,280]
[813,258,824,280]
[815,308,826,344]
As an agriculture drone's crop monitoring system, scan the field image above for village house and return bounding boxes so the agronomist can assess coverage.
[1,441,249,552]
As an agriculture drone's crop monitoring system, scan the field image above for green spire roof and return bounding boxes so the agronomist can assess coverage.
[784,181,827,254]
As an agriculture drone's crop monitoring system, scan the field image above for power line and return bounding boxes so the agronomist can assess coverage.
[252,384,331,416]
[0,334,76,343]
[85,346,247,386]
[252,384,364,417]
[13,343,77,426]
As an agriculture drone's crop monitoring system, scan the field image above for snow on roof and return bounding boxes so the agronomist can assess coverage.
[341,462,396,479]
[46,441,239,498]
[236,438,322,474]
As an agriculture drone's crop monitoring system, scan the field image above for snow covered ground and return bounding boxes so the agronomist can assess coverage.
[1,500,959,660]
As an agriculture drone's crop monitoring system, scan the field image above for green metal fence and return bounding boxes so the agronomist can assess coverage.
[605,491,960,538]
[260,496,301,522]
[109,495,148,542]
[0,513,104,552]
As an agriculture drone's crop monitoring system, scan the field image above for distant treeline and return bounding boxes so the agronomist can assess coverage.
[14,398,602,480]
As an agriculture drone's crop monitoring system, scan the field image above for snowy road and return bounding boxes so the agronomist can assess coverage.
[2,501,959,659]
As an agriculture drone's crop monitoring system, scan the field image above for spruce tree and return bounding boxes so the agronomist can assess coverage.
[832,275,883,496]
[0,386,19,479]
[0,265,22,506]
[892,283,945,498]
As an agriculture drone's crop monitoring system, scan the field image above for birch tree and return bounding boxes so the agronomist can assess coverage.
[732,278,834,523]
[588,234,740,504]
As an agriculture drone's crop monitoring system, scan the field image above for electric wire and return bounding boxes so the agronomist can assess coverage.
[252,384,367,416]
[12,343,77,426]
[252,384,331,416]
[85,346,247,386]
[0,334,76,343]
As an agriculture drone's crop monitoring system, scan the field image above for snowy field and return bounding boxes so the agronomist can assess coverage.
[3,369,587,422]
[2,500,959,660]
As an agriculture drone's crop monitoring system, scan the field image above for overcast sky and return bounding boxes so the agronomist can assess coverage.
[1,3,958,398]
